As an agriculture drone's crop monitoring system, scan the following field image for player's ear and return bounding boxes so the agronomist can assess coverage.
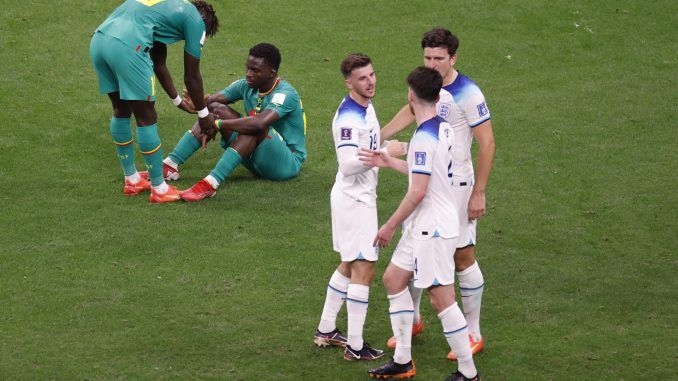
[450,53,457,66]
[345,79,352,90]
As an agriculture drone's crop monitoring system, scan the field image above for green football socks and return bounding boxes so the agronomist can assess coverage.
[109,117,136,176]
[210,147,241,184]
[136,124,164,186]
[168,130,201,166]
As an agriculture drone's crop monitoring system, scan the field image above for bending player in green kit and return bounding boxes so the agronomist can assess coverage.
[163,43,307,201]
[90,0,219,203]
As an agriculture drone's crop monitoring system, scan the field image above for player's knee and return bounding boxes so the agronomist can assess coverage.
[210,103,240,120]
[454,247,476,271]
[231,133,257,153]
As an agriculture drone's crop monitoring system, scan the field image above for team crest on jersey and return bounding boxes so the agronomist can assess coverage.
[477,102,489,117]
[438,103,451,119]
[340,128,352,140]
[415,152,426,166]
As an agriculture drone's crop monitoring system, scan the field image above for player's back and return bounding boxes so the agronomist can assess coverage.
[405,116,458,238]
[96,0,202,54]
[331,95,380,204]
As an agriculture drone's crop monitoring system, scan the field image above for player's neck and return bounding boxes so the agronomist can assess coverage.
[413,104,437,126]
[443,69,458,87]
[258,77,281,96]
[349,91,371,108]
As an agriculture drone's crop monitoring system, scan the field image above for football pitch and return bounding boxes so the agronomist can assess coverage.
[1,0,676,379]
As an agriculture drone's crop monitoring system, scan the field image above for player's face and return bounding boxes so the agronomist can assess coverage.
[346,64,376,101]
[245,56,276,89]
[423,47,456,78]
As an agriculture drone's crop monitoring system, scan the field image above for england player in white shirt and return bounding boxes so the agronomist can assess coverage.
[314,53,392,362]
[364,67,480,381]
[381,29,495,361]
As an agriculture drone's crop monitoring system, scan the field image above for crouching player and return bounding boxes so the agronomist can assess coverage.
[362,67,480,380]
[314,53,392,361]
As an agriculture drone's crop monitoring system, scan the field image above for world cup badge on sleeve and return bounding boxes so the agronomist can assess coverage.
[340,128,352,140]
[415,152,426,166]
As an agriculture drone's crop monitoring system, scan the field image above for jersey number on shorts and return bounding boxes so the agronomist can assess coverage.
[414,258,418,275]
[136,0,166,6]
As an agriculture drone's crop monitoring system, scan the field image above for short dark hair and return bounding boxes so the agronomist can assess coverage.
[249,43,282,71]
[407,66,442,103]
[340,53,372,78]
[192,1,219,38]
[421,28,459,56]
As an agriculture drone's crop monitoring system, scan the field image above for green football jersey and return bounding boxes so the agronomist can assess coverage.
[96,0,206,58]
[220,79,307,161]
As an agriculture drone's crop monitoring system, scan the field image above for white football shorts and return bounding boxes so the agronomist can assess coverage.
[452,177,477,248]
[331,188,378,262]
[391,229,457,289]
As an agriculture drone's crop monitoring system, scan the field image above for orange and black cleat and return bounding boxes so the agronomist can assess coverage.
[368,359,416,379]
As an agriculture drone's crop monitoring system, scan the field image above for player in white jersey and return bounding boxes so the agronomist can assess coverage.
[364,67,480,381]
[314,53,389,362]
[381,28,496,360]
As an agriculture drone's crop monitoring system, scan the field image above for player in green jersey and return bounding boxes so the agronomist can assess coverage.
[89,0,219,203]
[164,43,308,202]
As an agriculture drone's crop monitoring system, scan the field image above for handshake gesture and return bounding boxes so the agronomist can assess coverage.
[179,88,218,149]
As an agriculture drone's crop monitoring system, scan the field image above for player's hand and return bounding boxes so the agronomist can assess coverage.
[177,99,197,114]
[374,223,396,248]
[468,189,486,220]
[384,140,407,157]
[359,148,391,168]
[198,114,217,150]
[181,88,196,111]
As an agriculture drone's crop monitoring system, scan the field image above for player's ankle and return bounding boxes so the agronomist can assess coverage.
[205,175,220,189]
[163,157,179,169]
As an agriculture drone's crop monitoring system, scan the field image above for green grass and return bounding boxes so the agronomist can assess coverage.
[1,0,676,379]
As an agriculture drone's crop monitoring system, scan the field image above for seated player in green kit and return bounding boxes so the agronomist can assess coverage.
[162,43,307,201]
[89,0,219,203]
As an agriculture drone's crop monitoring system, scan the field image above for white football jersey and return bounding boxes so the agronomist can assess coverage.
[436,72,491,179]
[405,116,459,239]
[331,95,380,205]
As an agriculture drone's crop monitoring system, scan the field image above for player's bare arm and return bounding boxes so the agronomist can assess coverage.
[374,173,430,247]
[358,148,408,174]
[216,108,280,136]
[150,42,194,114]
[469,119,495,219]
[183,51,216,141]
[380,104,415,143]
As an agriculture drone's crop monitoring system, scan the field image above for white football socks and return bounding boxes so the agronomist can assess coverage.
[439,303,477,378]
[408,279,424,324]
[458,261,484,340]
[152,181,168,194]
[388,288,414,364]
[318,270,350,333]
[125,171,141,184]
[346,284,369,350]
[205,175,220,190]
[163,157,178,169]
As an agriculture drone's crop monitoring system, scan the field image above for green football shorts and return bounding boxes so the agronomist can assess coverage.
[220,127,303,180]
[90,31,156,101]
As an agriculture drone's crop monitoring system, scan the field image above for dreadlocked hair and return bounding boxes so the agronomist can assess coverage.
[192,1,219,37]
